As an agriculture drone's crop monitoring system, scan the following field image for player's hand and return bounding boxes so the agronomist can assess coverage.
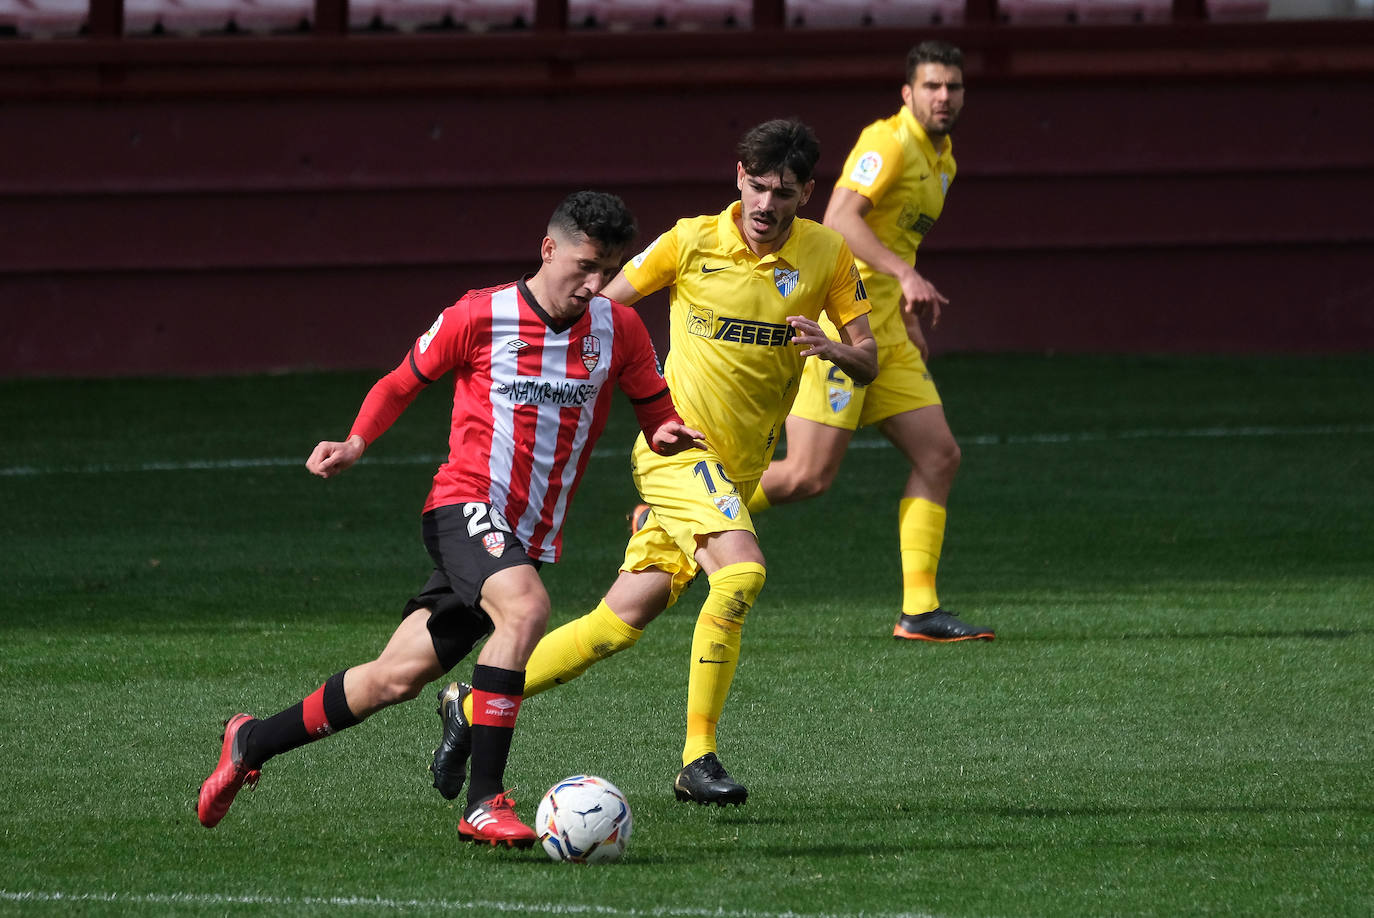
[786,315,837,360]
[307,435,366,478]
[651,421,707,456]
[899,270,948,327]
[903,309,930,361]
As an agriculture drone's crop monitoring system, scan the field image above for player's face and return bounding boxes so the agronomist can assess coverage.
[735,163,814,256]
[540,232,623,319]
[903,62,965,139]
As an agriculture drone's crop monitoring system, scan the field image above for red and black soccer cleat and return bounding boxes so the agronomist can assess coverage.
[458,791,537,848]
[197,713,261,828]
[892,608,995,642]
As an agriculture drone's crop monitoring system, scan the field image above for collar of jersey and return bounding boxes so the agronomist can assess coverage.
[899,104,952,166]
[715,201,802,268]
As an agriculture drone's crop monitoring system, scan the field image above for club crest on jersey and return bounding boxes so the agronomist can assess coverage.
[714,494,742,520]
[774,268,799,298]
[580,335,601,372]
[687,304,714,338]
[482,531,506,558]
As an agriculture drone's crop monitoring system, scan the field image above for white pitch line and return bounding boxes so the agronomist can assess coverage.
[2,423,1371,478]
[0,889,944,918]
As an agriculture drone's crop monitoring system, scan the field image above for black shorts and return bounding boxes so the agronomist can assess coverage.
[402,502,542,671]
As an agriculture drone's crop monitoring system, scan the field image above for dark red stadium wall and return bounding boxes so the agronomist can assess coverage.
[2,26,1373,377]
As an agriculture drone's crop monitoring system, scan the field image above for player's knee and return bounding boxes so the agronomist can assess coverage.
[374,666,429,707]
[916,437,961,483]
[706,562,767,626]
[501,599,551,644]
[937,439,962,479]
[792,472,834,501]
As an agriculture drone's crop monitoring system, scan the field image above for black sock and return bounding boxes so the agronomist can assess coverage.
[464,664,525,812]
[243,670,360,768]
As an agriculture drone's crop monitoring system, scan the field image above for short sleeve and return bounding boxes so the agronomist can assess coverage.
[833,122,905,205]
[621,223,683,299]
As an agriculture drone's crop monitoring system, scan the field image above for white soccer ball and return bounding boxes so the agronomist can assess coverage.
[535,775,633,863]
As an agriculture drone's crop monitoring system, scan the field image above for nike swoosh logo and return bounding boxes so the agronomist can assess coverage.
[698,656,729,664]
[701,264,728,273]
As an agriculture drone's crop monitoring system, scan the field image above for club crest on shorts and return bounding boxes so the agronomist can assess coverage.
[774,268,799,298]
[714,494,742,520]
[482,531,506,558]
[828,386,852,413]
[580,335,601,373]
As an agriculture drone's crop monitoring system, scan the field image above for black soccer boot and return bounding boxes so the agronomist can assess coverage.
[893,608,995,642]
[430,682,473,800]
[673,752,748,806]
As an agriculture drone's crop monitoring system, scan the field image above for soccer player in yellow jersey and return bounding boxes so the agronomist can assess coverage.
[748,41,995,643]
[429,119,877,806]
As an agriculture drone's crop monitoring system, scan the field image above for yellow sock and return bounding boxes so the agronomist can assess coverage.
[899,497,946,615]
[462,601,641,721]
[745,485,771,514]
[683,561,766,766]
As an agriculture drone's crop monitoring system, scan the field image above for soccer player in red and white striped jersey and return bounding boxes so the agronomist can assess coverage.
[197,191,703,846]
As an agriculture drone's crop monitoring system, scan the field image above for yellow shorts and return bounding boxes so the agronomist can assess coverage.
[792,338,942,431]
[623,434,759,604]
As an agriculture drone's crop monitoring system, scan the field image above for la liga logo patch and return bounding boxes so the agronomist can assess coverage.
[850,151,883,187]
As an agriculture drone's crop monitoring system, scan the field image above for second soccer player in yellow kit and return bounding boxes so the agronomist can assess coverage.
[750,41,996,644]
[431,119,877,806]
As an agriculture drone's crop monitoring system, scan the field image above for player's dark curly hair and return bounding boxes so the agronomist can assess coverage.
[736,118,821,185]
[906,40,964,83]
[549,190,637,252]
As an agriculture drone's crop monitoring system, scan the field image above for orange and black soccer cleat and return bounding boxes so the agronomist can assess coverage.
[893,608,995,642]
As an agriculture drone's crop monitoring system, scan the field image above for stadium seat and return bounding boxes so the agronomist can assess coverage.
[867,0,963,26]
[232,0,311,31]
[1076,0,1144,23]
[1206,0,1269,19]
[787,0,870,28]
[157,0,236,33]
[372,0,456,30]
[1138,0,1173,21]
[662,0,750,28]
[1000,0,1076,23]
[8,0,87,36]
[456,0,533,30]
[0,0,19,34]
[578,0,662,29]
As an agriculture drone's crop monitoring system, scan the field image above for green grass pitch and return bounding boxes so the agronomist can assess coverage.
[1,354,1371,917]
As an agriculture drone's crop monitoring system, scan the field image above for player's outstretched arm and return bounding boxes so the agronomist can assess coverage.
[649,420,707,457]
[788,314,879,386]
[306,434,366,479]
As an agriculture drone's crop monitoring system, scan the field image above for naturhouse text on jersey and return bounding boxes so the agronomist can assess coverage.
[495,378,600,406]
[685,265,868,344]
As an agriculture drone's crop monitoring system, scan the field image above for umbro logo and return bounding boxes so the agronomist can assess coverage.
[487,697,517,711]
[508,339,530,352]
[701,264,728,273]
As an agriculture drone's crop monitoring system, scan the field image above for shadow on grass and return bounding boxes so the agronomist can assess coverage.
[989,628,1368,643]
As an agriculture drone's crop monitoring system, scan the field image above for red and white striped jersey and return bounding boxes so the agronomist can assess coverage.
[350,279,673,563]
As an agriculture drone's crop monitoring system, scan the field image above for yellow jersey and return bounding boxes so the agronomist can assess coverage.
[833,105,956,348]
[623,201,870,479]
